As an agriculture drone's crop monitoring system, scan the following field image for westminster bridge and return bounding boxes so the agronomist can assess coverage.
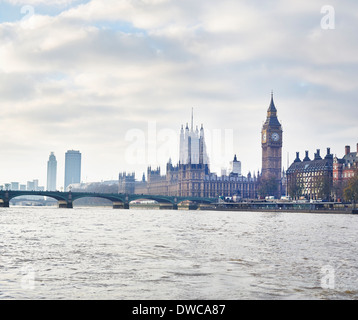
[0,190,217,210]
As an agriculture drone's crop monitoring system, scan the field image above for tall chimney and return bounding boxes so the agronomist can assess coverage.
[345,145,350,155]
[325,147,333,159]
[303,151,310,161]
[357,143,358,153]
[314,149,322,160]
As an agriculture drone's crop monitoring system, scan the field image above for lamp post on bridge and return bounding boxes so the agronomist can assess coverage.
[173,197,178,210]
[124,194,130,209]
[3,191,9,207]
[67,186,73,208]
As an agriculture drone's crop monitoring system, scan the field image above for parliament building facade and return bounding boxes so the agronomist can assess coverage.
[119,94,285,200]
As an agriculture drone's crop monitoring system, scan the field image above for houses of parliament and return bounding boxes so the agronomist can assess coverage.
[119,93,284,200]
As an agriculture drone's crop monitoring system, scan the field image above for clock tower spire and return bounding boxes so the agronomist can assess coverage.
[261,92,283,198]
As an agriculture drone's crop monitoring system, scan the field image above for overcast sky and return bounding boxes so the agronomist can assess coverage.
[0,0,357,189]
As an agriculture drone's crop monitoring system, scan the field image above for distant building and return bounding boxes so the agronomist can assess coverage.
[221,168,227,177]
[64,150,81,190]
[26,179,42,191]
[333,144,358,201]
[118,172,135,194]
[179,109,209,165]
[27,180,35,191]
[11,182,19,191]
[286,148,334,200]
[33,179,39,191]
[230,155,242,176]
[47,152,57,191]
[119,114,258,199]
[68,180,118,193]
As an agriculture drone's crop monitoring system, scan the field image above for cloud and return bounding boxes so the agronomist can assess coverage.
[3,0,82,5]
[0,0,357,186]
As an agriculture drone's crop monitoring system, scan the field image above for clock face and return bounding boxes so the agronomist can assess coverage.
[271,132,279,141]
[262,132,266,142]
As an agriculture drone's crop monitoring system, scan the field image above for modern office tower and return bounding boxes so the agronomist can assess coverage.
[64,150,81,190]
[47,152,57,191]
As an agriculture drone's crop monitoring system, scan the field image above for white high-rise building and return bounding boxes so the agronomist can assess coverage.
[47,152,57,191]
[179,109,209,165]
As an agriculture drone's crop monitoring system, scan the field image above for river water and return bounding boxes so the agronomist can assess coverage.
[0,206,357,300]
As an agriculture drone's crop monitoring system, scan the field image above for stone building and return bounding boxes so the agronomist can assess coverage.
[118,172,135,194]
[133,159,257,199]
[118,94,289,200]
[120,115,258,199]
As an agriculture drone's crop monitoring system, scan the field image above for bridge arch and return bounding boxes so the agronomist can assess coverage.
[69,192,126,209]
[128,194,216,210]
[0,191,68,208]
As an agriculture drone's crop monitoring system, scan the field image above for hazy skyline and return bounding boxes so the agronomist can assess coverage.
[0,0,357,188]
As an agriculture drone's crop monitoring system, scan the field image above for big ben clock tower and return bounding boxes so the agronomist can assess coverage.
[261,92,283,197]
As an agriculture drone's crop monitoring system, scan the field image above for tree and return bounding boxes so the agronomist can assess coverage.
[258,175,279,198]
[287,171,303,200]
[343,170,358,208]
[316,173,333,201]
[332,180,345,202]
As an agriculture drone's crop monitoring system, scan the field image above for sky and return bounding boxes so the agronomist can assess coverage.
[0,0,357,189]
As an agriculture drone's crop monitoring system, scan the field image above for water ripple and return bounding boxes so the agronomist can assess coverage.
[0,207,357,299]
